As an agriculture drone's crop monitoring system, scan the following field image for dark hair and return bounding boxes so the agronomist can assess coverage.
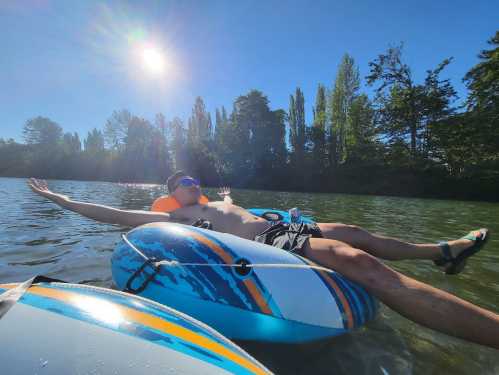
[167,171,188,193]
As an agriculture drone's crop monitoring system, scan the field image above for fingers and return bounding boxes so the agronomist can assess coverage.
[33,178,43,190]
[28,178,40,191]
[217,186,231,197]
[27,178,49,193]
[36,178,48,190]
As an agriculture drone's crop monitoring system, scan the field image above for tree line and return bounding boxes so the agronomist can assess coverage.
[1,31,498,201]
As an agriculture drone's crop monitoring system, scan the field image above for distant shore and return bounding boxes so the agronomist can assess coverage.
[3,173,498,203]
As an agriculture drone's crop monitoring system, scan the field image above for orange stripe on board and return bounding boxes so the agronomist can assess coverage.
[183,229,234,265]
[3,284,268,375]
[242,279,272,315]
[298,259,354,329]
[318,271,354,329]
[182,229,273,316]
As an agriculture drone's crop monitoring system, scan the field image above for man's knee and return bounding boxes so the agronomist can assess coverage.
[337,248,392,290]
[337,247,380,270]
[306,238,382,270]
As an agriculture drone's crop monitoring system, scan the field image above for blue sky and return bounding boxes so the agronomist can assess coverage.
[1,0,497,141]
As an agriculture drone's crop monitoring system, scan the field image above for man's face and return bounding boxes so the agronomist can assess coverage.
[171,176,201,205]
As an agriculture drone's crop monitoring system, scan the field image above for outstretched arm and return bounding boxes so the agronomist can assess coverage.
[27,178,171,227]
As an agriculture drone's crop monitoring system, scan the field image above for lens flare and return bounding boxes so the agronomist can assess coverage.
[141,47,165,74]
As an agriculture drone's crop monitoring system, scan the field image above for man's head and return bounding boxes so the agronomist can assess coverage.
[167,171,201,206]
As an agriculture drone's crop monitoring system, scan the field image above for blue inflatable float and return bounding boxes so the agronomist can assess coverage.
[0,280,270,374]
[111,209,378,343]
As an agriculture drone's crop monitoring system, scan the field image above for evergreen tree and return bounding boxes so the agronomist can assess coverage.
[347,94,377,161]
[62,132,82,155]
[104,110,131,151]
[155,113,168,141]
[0,139,28,177]
[188,97,212,144]
[22,117,62,146]
[288,88,306,169]
[214,107,232,177]
[232,91,266,181]
[22,117,63,178]
[268,109,288,185]
[170,117,187,171]
[312,84,327,172]
[421,59,457,157]
[462,30,499,157]
[330,54,360,163]
[464,31,499,114]
[84,129,105,154]
[214,108,223,144]
[367,45,456,160]
[366,45,417,158]
[186,97,217,185]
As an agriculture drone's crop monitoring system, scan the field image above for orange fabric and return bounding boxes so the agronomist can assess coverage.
[151,195,209,212]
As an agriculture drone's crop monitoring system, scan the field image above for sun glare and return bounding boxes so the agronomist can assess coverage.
[141,47,165,74]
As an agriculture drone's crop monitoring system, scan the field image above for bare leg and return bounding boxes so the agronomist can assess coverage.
[303,238,499,349]
[317,223,479,261]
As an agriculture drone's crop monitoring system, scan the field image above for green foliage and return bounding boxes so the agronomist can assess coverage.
[188,97,212,145]
[221,90,287,187]
[84,129,105,154]
[464,31,499,114]
[462,30,499,165]
[62,132,82,155]
[367,45,457,160]
[347,94,378,162]
[330,54,360,163]
[169,117,187,171]
[185,97,218,186]
[311,84,327,173]
[104,110,131,151]
[289,88,306,170]
[0,139,29,176]
[22,117,62,146]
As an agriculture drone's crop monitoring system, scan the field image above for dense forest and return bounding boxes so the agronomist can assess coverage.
[1,32,498,201]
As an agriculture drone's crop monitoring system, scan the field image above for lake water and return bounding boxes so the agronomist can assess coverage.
[0,177,498,374]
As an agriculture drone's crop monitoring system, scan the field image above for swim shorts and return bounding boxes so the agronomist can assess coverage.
[254,222,323,256]
[191,218,213,230]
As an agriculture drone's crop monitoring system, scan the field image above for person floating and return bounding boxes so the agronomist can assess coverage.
[27,175,497,350]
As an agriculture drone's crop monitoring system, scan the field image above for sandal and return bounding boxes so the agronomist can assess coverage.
[434,228,489,275]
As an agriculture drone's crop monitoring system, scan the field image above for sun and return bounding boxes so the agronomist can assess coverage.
[141,47,165,74]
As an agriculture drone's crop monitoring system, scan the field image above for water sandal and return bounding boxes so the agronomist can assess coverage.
[434,228,489,275]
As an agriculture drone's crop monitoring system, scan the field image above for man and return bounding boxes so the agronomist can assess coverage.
[27,176,499,349]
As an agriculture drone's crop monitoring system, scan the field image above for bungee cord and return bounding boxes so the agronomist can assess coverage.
[121,234,335,275]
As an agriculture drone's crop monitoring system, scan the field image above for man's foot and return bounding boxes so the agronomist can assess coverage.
[434,229,489,275]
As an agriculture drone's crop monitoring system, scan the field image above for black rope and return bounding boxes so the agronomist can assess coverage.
[120,234,161,295]
[123,257,160,294]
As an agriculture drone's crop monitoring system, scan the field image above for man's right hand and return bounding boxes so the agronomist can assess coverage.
[217,186,233,204]
[27,178,68,203]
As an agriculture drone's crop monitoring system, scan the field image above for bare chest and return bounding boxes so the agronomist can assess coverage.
[170,203,230,224]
